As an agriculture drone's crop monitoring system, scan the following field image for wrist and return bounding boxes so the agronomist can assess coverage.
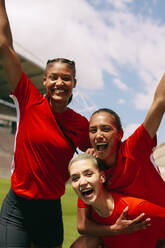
[109,224,121,236]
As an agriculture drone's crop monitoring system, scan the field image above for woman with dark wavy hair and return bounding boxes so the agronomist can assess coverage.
[0,1,90,247]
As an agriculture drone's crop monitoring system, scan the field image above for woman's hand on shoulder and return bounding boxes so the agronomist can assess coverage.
[111,206,151,235]
[85,148,97,157]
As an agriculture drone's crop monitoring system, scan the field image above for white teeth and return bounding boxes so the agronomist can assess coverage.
[81,188,94,197]
[96,143,108,151]
[55,89,65,92]
[51,89,65,94]
[81,188,92,193]
[96,143,107,145]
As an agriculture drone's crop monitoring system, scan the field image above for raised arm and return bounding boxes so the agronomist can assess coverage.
[143,73,165,139]
[0,0,22,91]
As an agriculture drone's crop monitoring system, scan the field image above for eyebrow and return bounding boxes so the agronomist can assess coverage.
[71,169,92,176]
[50,72,72,75]
[71,173,79,177]
[83,169,93,173]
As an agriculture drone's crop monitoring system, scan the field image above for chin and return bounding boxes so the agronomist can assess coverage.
[52,96,67,103]
[97,152,107,161]
[83,196,97,206]
[51,95,62,100]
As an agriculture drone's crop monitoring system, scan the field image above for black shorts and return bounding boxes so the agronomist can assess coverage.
[0,187,64,247]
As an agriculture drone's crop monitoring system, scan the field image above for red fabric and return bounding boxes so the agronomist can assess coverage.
[10,72,90,199]
[78,124,165,207]
[91,192,165,248]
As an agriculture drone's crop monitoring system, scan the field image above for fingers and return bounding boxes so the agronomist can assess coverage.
[85,148,96,156]
[116,206,151,233]
[123,206,128,215]
[131,213,151,226]
[131,212,145,224]
[141,218,151,229]
[126,214,151,233]
[115,207,151,234]
[118,206,128,220]
[133,217,151,231]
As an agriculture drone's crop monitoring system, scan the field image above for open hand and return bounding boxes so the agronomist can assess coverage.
[111,206,151,235]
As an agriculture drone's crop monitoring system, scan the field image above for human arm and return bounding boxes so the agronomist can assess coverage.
[0,0,22,91]
[143,73,165,139]
[77,206,150,236]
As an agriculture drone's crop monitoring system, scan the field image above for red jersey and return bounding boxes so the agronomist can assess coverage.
[91,192,165,248]
[10,72,90,200]
[78,124,165,207]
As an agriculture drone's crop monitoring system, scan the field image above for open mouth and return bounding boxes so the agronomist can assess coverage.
[81,188,94,198]
[51,88,67,94]
[96,143,108,151]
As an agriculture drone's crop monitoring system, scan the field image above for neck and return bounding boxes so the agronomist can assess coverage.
[105,142,121,168]
[105,153,118,168]
[50,99,67,113]
[92,190,114,217]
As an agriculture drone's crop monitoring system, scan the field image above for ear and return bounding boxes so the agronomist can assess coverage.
[43,75,47,87]
[118,129,123,140]
[73,78,77,88]
[100,172,106,183]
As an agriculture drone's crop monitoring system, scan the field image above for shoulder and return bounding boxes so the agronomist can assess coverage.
[11,71,35,94]
[123,124,155,144]
[10,71,44,106]
[119,195,145,211]
[112,192,145,209]
[121,123,156,156]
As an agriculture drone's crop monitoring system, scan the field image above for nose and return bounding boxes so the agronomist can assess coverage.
[55,77,64,85]
[95,130,104,140]
[79,176,88,186]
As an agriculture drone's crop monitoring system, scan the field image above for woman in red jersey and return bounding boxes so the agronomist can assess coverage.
[0,1,91,247]
[69,154,165,248]
[72,71,165,247]
[0,1,147,247]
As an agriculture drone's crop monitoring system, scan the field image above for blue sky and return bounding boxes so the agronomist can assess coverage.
[6,0,165,144]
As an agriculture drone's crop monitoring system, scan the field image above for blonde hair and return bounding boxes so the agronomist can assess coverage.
[68,153,98,172]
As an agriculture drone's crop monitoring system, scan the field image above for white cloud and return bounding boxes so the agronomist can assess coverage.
[153,0,158,5]
[134,75,157,110]
[7,0,118,89]
[123,123,139,141]
[102,8,165,110]
[114,78,128,91]
[106,0,133,9]
[118,98,125,104]
[6,0,165,107]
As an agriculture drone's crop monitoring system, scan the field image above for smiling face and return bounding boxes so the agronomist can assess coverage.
[89,112,123,166]
[69,158,105,205]
[43,62,76,107]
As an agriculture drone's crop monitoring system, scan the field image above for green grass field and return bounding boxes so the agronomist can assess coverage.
[0,178,79,248]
